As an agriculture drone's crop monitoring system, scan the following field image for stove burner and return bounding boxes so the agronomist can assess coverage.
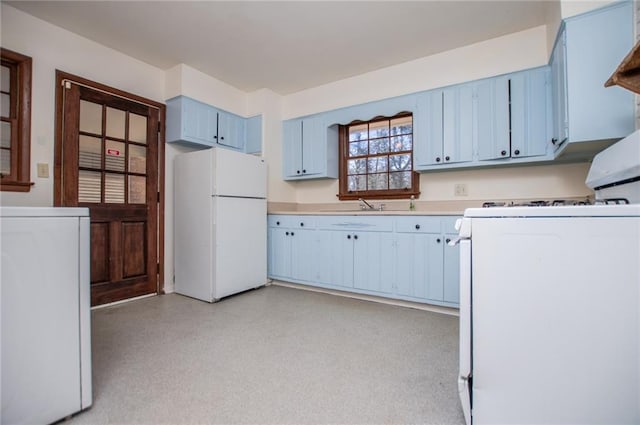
[594,198,630,205]
[482,198,595,208]
[482,202,506,208]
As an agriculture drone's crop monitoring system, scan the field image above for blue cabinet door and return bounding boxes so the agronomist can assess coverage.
[216,110,245,150]
[316,230,354,288]
[301,116,324,177]
[395,232,444,301]
[245,115,262,154]
[550,30,568,150]
[282,119,303,178]
[352,232,394,295]
[443,84,474,164]
[290,228,318,282]
[510,67,550,158]
[414,90,444,166]
[172,96,216,146]
[476,76,510,161]
[268,227,292,279]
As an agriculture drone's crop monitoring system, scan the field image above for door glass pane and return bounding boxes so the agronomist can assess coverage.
[0,93,10,118]
[0,121,11,148]
[78,170,102,203]
[129,113,147,144]
[80,100,103,135]
[106,107,126,139]
[128,145,146,174]
[79,135,102,169]
[105,140,125,172]
[104,173,124,203]
[128,175,146,204]
[0,66,9,92]
[0,148,10,175]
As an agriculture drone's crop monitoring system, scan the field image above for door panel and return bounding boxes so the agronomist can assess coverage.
[60,81,160,306]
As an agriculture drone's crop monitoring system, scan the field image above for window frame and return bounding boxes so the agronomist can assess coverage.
[1,48,32,192]
[338,112,420,201]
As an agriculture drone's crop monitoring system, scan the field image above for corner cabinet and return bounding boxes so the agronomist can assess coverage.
[166,96,259,152]
[550,1,635,156]
[267,214,461,308]
[282,116,339,180]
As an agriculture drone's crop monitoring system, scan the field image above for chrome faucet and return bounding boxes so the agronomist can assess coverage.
[359,198,384,211]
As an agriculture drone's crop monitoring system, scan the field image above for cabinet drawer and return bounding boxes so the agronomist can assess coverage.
[315,216,393,232]
[395,217,442,233]
[268,215,315,229]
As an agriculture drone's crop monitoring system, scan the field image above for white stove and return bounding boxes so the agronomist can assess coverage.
[456,130,640,424]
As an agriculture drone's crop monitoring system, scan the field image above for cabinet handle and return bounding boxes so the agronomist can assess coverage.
[300,222,304,227]
[296,170,301,174]
[354,235,358,240]
[514,149,520,156]
[436,238,441,243]
[415,224,421,230]
[436,157,441,162]
[302,169,306,173]
[446,238,451,243]
[285,231,289,236]
[445,156,450,161]
[213,135,218,140]
[501,150,507,156]
[291,232,295,236]
[551,138,558,145]
[276,221,280,225]
[347,235,351,239]
[220,136,225,140]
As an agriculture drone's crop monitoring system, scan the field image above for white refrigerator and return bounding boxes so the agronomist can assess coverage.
[174,148,267,302]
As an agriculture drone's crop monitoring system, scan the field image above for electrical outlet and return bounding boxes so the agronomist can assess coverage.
[37,163,49,178]
[454,183,468,196]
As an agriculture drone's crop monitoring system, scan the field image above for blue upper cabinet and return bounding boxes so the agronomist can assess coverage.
[476,75,510,161]
[414,84,474,168]
[282,115,338,180]
[551,1,635,157]
[166,96,259,152]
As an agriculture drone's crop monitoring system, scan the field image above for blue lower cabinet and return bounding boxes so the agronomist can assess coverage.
[267,215,460,307]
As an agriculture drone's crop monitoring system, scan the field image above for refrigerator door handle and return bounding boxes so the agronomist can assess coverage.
[459,238,472,425]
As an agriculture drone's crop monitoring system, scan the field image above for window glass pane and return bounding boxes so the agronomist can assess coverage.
[347,158,366,175]
[0,93,10,118]
[78,170,102,203]
[129,113,147,144]
[389,171,412,190]
[349,124,368,142]
[369,137,389,154]
[129,145,146,174]
[0,148,10,175]
[0,121,11,148]
[104,173,125,203]
[106,107,126,139]
[128,175,146,204]
[105,140,125,172]
[78,135,102,169]
[391,135,412,152]
[369,120,389,139]
[367,173,388,191]
[349,141,367,157]
[348,175,366,192]
[389,153,412,171]
[0,66,10,93]
[80,100,103,135]
[390,116,412,136]
[367,156,388,173]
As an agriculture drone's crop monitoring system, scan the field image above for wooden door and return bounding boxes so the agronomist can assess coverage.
[57,75,163,306]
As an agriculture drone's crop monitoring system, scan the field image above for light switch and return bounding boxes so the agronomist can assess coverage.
[37,163,49,178]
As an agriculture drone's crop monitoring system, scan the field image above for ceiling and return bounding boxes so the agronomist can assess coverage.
[6,1,553,95]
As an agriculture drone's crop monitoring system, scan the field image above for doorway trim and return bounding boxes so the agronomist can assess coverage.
[54,70,166,296]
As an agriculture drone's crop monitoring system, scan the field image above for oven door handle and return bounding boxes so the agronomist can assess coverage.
[450,218,471,246]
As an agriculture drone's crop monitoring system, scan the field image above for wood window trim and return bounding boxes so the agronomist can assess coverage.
[1,48,32,192]
[338,113,420,201]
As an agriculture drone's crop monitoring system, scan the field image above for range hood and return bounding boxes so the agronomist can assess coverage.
[586,129,640,203]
